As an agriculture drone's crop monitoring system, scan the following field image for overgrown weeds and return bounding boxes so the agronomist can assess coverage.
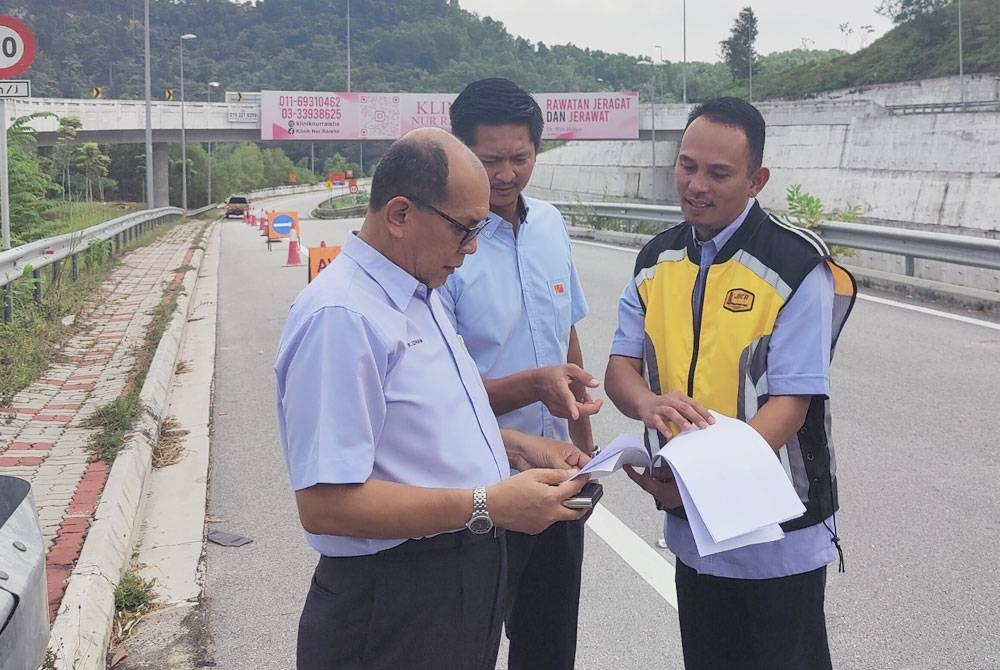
[153,415,188,468]
[112,570,157,645]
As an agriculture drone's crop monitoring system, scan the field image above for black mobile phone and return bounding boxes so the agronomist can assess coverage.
[564,481,604,510]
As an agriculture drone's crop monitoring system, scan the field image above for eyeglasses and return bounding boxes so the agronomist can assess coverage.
[404,195,488,246]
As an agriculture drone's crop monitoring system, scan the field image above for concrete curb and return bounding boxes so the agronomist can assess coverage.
[47,223,214,670]
[567,226,1000,318]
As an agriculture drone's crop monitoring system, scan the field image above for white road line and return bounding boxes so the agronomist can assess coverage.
[572,239,1000,331]
[857,294,1000,331]
[573,239,641,254]
[587,505,677,609]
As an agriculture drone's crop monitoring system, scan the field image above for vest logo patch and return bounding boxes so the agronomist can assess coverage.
[552,282,566,295]
[724,288,755,313]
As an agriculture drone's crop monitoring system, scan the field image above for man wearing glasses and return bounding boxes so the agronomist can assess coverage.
[275,127,592,670]
[441,78,602,670]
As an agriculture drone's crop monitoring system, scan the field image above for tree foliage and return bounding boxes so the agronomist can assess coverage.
[877,0,950,24]
[720,7,759,83]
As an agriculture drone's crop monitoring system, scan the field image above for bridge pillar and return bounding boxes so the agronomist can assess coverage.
[153,143,170,209]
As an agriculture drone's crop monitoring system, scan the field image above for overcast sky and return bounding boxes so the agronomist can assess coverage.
[457,1,894,63]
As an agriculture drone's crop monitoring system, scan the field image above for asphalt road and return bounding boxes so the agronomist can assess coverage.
[204,193,1000,669]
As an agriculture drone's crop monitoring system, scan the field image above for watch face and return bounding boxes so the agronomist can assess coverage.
[467,515,493,534]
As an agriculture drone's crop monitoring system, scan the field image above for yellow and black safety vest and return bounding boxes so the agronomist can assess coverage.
[634,202,856,531]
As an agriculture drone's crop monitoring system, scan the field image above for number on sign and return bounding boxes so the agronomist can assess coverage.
[1,37,15,59]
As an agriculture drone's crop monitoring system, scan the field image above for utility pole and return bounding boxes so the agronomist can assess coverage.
[747,23,753,102]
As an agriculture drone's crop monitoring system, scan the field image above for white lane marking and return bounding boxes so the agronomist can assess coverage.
[587,504,677,609]
[857,294,1000,331]
[572,239,1000,331]
[573,239,640,254]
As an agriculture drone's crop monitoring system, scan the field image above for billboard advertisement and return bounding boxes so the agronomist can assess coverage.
[260,90,638,141]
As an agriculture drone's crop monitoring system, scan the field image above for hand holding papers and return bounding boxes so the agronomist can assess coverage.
[573,412,806,556]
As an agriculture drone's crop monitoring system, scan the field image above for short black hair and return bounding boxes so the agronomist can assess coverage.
[686,97,766,172]
[450,78,544,150]
[369,136,449,211]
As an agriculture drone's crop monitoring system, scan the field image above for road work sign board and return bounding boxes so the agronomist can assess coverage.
[308,245,342,282]
[268,211,298,240]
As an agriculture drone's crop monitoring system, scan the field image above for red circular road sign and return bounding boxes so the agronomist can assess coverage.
[0,16,37,79]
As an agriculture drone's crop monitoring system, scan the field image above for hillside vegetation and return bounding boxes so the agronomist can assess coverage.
[5,0,996,104]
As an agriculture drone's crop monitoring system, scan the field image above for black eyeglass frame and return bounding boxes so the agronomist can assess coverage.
[403,194,488,246]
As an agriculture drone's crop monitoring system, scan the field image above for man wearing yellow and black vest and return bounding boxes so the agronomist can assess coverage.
[605,97,856,670]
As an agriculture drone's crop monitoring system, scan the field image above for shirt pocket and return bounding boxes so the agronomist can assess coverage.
[547,274,573,341]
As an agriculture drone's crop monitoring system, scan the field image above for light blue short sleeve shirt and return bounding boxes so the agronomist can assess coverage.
[611,199,837,578]
[275,234,509,557]
[440,196,588,441]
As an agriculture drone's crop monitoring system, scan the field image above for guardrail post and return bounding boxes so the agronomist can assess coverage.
[33,268,42,304]
[3,285,11,324]
[52,258,61,287]
[905,256,915,277]
[71,253,79,281]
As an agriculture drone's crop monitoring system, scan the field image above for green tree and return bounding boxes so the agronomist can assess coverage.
[720,7,759,83]
[49,116,82,201]
[5,115,59,244]
[877,0,950,24]
[73,143,112,202]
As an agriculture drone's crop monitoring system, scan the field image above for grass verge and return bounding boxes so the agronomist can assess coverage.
[0,217,182,407]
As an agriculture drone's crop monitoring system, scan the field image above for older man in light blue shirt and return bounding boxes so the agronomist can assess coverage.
[275,128,590,670]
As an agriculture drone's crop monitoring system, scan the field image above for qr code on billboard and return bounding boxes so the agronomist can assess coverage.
[359,95,400,139]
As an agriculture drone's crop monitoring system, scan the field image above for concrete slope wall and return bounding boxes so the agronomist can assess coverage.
[530,106,1000,235]
[810,73,1000,105]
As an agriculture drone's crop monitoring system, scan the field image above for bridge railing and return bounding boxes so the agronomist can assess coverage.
[551,201,1000,275]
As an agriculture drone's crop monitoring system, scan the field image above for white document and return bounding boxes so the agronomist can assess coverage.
[571,412,805,556]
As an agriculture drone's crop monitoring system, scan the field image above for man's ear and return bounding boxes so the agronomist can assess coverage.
[383,196,410,240]
[748,166,770,198]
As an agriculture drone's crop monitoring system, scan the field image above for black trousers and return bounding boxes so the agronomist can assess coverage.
[297,529,506,670]
[504,519,585,670]
[674,558,832,670]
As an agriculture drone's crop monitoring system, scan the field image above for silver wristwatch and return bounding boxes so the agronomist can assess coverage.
[465,486,493,535]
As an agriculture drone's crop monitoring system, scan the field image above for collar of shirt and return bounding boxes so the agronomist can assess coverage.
[341,233,427,309]
[481,195,530,239]
[692,198,756,269]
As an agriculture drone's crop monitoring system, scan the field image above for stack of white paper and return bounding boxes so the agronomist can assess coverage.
[571,412,805,556]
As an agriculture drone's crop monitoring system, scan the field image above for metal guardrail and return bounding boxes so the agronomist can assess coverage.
[0,207,182,322]
[886,100,1000,115]
[552,201,1000,276]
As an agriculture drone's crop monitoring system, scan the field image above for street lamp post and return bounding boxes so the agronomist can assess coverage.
[682,0,688,104]
[958,0,965,105]
[747,23,753,101]
[207,81,219,206]
[640,59,658,204]
[144,0,154,208]
[179,33,196,211]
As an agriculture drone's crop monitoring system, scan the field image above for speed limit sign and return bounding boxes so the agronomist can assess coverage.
[0,16,37,79]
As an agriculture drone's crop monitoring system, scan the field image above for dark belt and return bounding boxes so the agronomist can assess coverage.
[320,528,505,565]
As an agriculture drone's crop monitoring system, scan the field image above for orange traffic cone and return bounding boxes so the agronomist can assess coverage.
[259,214,268,236]
[285,229,304,266]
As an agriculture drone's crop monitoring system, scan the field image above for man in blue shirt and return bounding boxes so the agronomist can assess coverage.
[606,98,855,669]
[275,127,592,670]
[441,78,602,670]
